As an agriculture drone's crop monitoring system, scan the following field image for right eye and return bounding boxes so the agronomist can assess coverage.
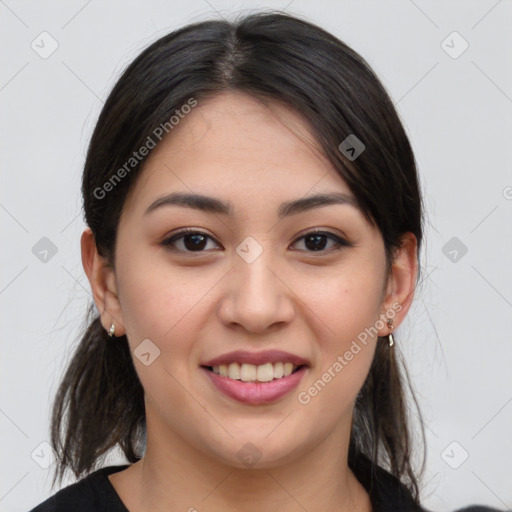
[160,228,221,253]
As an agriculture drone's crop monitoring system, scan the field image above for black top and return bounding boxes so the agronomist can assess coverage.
[28,455,505,512]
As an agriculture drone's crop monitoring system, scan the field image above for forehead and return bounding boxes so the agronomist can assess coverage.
[125,91,353,211]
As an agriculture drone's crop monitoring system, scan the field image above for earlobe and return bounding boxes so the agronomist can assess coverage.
[80,228,125,336]
[379,232,418,335]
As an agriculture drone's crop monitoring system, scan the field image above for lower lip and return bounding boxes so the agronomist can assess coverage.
[201,366,307,405]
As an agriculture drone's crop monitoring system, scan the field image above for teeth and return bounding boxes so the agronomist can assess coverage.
[257,363,274,382]
[240,363,257,382]
[210,362,301,382]
[228,362,240,380]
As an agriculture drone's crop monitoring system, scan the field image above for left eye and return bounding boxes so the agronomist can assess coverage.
[161,229,348,253]
[292,230,348,252]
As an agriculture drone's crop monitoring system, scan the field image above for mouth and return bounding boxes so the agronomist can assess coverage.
[200,362,308,405]
[201,362,307,383]
[199,349,310,404]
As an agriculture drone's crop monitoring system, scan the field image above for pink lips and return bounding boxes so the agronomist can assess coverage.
[201,349,310,367]
[200,349,310,405]
[200,365,308,405]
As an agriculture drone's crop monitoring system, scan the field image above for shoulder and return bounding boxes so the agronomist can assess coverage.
[350,451,426,511]
[350,452,507,512]
[28,465,130,512]
[452,507,509,512]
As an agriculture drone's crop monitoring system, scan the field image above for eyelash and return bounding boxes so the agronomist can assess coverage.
[160,228,349,254]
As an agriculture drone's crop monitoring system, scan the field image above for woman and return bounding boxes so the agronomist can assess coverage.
[29,11,504,512]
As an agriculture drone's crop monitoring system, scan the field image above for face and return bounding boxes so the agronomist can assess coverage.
[96,91,405,469]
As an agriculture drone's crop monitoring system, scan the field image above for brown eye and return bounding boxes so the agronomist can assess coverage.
[291,230,348,253]
[161,229,220,252]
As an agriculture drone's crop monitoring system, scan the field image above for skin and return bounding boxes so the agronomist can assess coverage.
[81,91,418,512]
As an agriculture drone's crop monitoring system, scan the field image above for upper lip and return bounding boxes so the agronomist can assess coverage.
[201,350,310,367]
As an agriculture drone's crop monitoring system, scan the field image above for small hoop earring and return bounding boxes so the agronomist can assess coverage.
[108,323,115,338]
[386,318,394,347]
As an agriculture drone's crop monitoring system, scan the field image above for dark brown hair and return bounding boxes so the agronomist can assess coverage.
[51,10,426,501]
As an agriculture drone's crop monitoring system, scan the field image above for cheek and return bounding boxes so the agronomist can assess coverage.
[294,253,384,404]
[115,245,229,381]
[300,254,385,344]
[114,248,215,411]
[115,244,195,344]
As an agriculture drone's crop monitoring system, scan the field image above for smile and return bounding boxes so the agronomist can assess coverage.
[207,361,302,382]
[201,364,308,405]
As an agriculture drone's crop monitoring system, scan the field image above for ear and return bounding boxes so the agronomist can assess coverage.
[80,227,126,336]
[378,232,418,336]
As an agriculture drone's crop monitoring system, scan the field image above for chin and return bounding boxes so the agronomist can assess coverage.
[202,432,308,471]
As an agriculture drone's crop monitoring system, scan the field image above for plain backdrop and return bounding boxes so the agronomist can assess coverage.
[1,1,511,511]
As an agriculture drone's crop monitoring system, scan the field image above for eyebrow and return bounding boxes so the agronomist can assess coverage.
[144,191,360,219]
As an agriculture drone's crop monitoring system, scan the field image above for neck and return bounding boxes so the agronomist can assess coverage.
[110,417,371,512]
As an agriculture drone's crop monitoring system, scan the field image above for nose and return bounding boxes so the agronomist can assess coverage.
[218,245,295,334]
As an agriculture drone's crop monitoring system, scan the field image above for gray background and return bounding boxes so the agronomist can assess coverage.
[1,0,511,510]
